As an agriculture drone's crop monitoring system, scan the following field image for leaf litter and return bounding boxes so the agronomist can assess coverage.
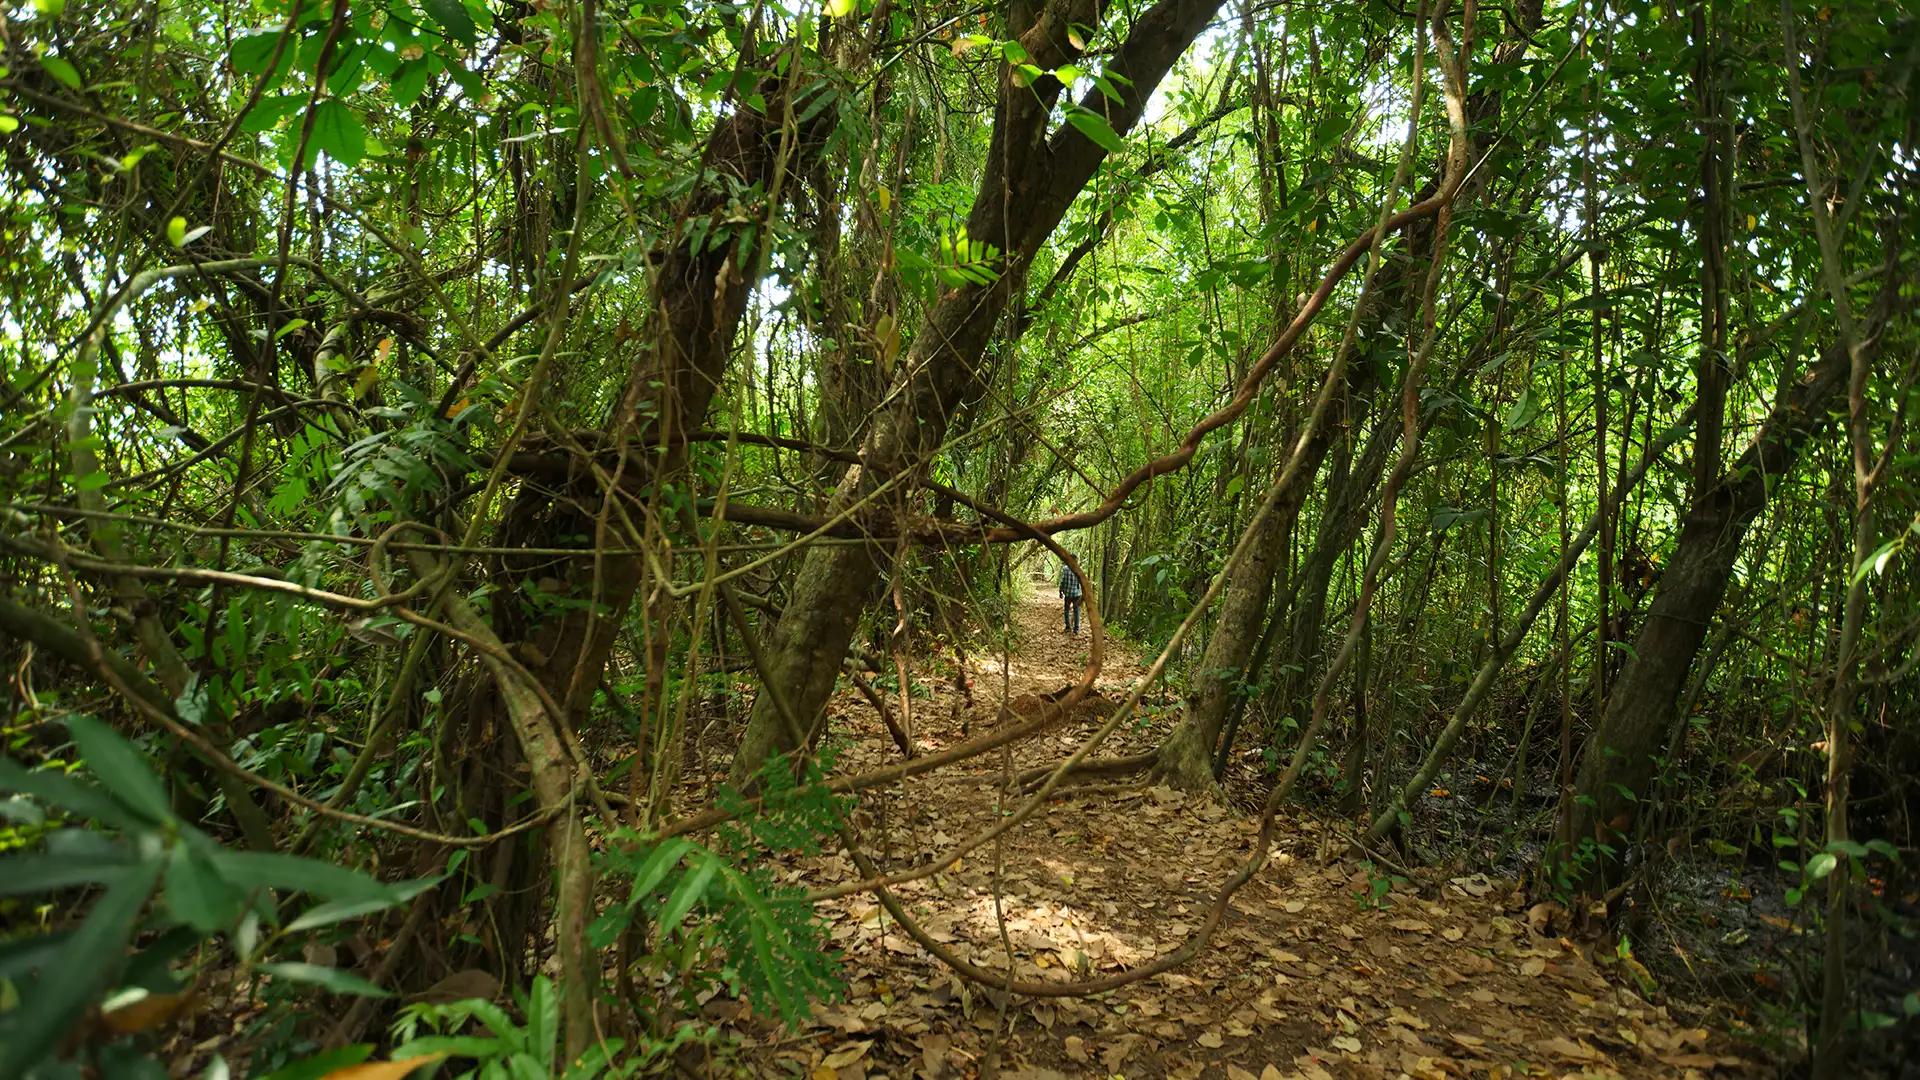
[697,585,1760,1079]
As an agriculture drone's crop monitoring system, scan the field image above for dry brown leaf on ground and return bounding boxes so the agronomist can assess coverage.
[1532,1034,1606,1062]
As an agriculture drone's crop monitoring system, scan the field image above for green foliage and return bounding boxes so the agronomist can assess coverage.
[0,718,436,1079]
[379,977,656,1079]
[593,753,846,1032]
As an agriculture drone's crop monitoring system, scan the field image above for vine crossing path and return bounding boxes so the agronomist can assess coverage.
[716,580,1758,1079]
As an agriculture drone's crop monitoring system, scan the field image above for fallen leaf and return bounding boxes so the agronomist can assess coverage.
[1102,1034,1142,1071]
[1531,1036,1603,1062]
[1198,1030,1225,1048]
[821,1040,872,1069]
[1332,1035,1362,1054]
[1449,1032,1485,1049]
[1063,1035,1088,1064]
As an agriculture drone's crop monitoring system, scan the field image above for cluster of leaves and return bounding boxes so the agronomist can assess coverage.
[591,753,847,1032]
[0,716,437,1079]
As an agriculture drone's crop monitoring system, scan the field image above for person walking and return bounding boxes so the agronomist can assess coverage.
[1057,559,1084,635]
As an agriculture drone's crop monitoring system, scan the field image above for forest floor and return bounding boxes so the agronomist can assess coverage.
[700,581,1768,1080]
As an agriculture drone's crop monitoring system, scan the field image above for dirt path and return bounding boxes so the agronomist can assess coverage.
[724,582,1760,1079]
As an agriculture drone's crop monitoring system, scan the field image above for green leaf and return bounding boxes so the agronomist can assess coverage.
[285,875,439,932]
[390,60,430,107]
[1066,108,1126,154]
[658,853,718,937]
[0,855,163,1079]
[526,976,558,1068]
[628,838,693,898]
[0,114,19,134]
[257,961,392,997]
[211,852,397,902]
[0,848,133,896]
[0,758,146,832]
[39,54,83,90]
[66,715,174,826]
[1852,536,1903,584]
[165,844,245,932]
[231,30,288,75]
[258,1045,375,1080]
[422,0,479,45]
[307,100,366,167]
[167,216,188,247]
[1502,386,1542,431]
[1807,851,1839,880]
[0,931,69,983]
[1312,111,1349,145]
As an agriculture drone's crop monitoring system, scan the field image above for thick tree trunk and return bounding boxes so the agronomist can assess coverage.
[1554,335,1869,891]
[732,0,1227,784]
[1150,460,1298,791]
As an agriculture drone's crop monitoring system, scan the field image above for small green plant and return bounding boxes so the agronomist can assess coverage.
[0,715,437,1079]
[1355,862,1406,910]
[377,976,654,1079]
[591,752,845,1034]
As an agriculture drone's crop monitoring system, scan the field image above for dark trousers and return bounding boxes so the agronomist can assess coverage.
[1062,595,1081,633]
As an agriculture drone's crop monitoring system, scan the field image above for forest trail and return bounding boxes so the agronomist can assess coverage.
[719,581,1761,1079]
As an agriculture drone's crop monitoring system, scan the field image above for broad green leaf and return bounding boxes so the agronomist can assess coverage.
[0,848,133,896]
[257,961,392,997]
[231,30,288,75]
[1066,108,1126,154]
[39,54,83,90]
[628,837,693,898]
[258,1045,375,1080]
[66,715,173,826]
[1502,386,1542,431]
[1807,851,1839,880]
[0,930,69,982]
[381,1038,503,1061]
[390,60,430,107]
[0,758,145,831]
[285,875,439,932]
[0,855,163,1079]
[526,976,558,1068]
[167,216,188,247]
[164,844,245,932]
[308,100,366,167]
[658,853,718,936]
[422,0,479,45]
[211,852,397,901]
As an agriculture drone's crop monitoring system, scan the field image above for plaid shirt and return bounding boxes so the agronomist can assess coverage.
[1058,563,1083,599]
